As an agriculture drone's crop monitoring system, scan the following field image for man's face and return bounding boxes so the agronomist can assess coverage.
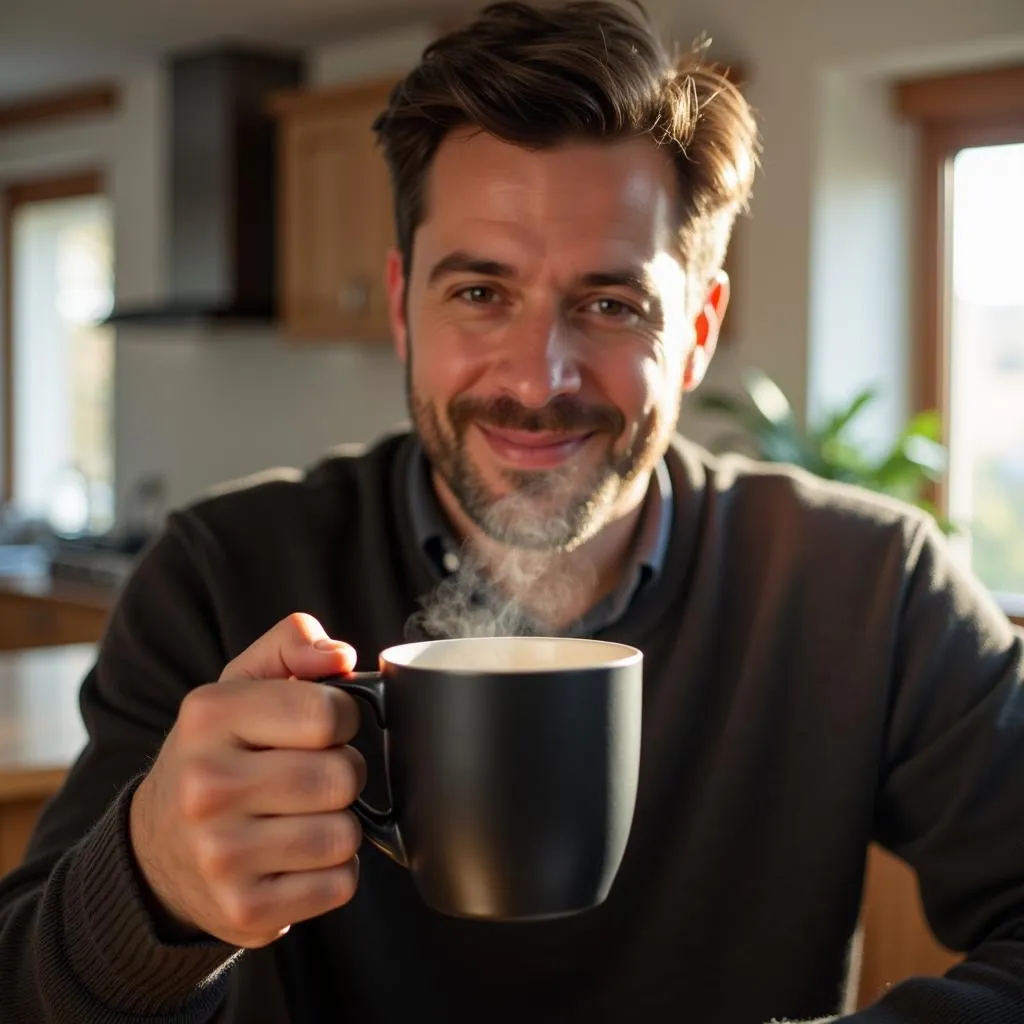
[387,129,721,552]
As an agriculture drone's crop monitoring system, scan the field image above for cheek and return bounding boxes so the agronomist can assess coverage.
[408,320,489,403]
[654,352,685,410]
[595,348,668,423]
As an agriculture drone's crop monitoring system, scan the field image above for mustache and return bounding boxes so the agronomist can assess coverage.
[449,395,624,437]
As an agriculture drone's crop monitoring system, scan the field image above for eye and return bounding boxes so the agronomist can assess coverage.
[585,297,643,323]
[454,285,500,305]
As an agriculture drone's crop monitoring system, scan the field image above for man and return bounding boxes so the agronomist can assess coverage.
[1,2,1022,1022]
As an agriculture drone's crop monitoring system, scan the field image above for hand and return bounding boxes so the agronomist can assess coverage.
[129,613,367,948]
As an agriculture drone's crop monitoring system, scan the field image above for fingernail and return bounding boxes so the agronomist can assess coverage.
[314,638,350,653]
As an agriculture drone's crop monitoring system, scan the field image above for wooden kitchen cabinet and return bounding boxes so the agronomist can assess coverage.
[272,78,398,343]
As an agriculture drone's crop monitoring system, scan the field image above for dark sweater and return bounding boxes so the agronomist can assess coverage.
[1,432,1023,1024]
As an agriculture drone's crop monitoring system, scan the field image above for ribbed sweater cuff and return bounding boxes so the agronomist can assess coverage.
[62,779,240,1017]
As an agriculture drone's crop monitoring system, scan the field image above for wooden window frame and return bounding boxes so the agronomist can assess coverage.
[896,65,1024,627]
[1,170,104,504]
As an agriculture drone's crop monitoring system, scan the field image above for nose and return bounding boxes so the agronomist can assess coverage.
[494,313,582,408]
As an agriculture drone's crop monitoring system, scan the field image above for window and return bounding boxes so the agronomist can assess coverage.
[897,66,1024,623]
[948,144,1024,601]
[2,172,115,535]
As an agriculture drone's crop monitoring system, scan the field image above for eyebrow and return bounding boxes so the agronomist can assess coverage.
[427,252,660,303]
[579,269,659,303]
[427,252,515,285]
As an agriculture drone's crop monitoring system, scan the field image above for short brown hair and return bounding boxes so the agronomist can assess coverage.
[373,0,760,304]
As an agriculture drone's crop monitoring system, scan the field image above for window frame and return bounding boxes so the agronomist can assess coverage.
[1,169,105,505]
[896,65,1024,626]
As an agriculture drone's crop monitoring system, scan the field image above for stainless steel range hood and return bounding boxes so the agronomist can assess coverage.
[105,46,304,327]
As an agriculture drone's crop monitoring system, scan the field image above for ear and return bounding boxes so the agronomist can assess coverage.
[386,247,409,364]
[683,270,730,393]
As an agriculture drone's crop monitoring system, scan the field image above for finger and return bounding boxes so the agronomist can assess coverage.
[231,861,360,942]
[248,746,368,815]
[180,679,362,751]
[239,811,362,875]
[220,613,357,684]
[186,746,367,818]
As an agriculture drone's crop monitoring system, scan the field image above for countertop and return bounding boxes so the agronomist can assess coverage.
[0,575,117,609]
[0,644,94,800]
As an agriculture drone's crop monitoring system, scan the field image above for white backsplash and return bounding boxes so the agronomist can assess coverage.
[115,328,408,515]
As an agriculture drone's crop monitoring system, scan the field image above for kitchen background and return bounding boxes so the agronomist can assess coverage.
[0,0,1022,1005]
[0,0,1018,521]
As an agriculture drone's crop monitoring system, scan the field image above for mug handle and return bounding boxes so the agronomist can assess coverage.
[322,671,408,868]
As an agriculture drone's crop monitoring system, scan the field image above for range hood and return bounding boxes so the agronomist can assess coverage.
[105,46,304,326]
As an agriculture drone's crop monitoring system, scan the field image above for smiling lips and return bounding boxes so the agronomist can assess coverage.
[475,424,596,469]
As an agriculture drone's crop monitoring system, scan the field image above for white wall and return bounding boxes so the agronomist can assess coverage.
[115,331,409,508]
[3,0,1023,516]
[311,22,436,84]
[807,73,914,455]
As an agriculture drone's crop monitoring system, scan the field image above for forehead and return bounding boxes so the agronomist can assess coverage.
[414,129,680,270]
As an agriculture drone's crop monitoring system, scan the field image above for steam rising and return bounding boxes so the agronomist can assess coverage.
[407,486,598,641]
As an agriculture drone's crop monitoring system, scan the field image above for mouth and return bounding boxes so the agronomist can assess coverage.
[475,424,596,469]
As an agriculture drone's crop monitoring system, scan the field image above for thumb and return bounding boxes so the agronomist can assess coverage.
[220,612,358,683]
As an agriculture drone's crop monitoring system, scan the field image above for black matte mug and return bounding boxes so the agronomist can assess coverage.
[324,636,643,921]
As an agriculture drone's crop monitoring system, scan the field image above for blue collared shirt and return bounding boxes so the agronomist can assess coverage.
[407,440,672,636]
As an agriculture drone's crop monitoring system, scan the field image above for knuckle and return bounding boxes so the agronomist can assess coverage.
[282,611,318,641]
[341,745,368,798]
[177,756,230,821]
[178,684,222,733]
[339,810,363,858]
[292,750,361,809]
[289,814,360,866]
[333,692,362,743]
[193,829,241,879]
[219,886,265,935]
[306,863,359,912]
[297,685,338,749]
[325,812,362,863]
[322,751,358,809]
[327,861,359,907]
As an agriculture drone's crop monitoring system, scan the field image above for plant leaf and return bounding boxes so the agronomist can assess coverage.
[759,428,812,466]
[816,388,878,445]
[902,409,943,443]
[697,383,805,461]
[902,435,948,476]
[695,392,755,418]
[743,369,796,429]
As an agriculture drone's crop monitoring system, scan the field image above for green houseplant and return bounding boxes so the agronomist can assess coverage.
[696,369,955,532]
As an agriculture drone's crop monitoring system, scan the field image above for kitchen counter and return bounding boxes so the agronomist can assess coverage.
[0,574,116,610]
[0,643,92,800]
[0,643,93,874]
[0,576,115,651]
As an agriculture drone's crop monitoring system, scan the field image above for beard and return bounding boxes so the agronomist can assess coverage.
[406,356,674,553]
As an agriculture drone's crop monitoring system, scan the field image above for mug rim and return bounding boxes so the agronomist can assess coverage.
[379,635,643,674]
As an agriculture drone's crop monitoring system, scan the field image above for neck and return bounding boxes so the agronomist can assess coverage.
[432,470,652,631]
